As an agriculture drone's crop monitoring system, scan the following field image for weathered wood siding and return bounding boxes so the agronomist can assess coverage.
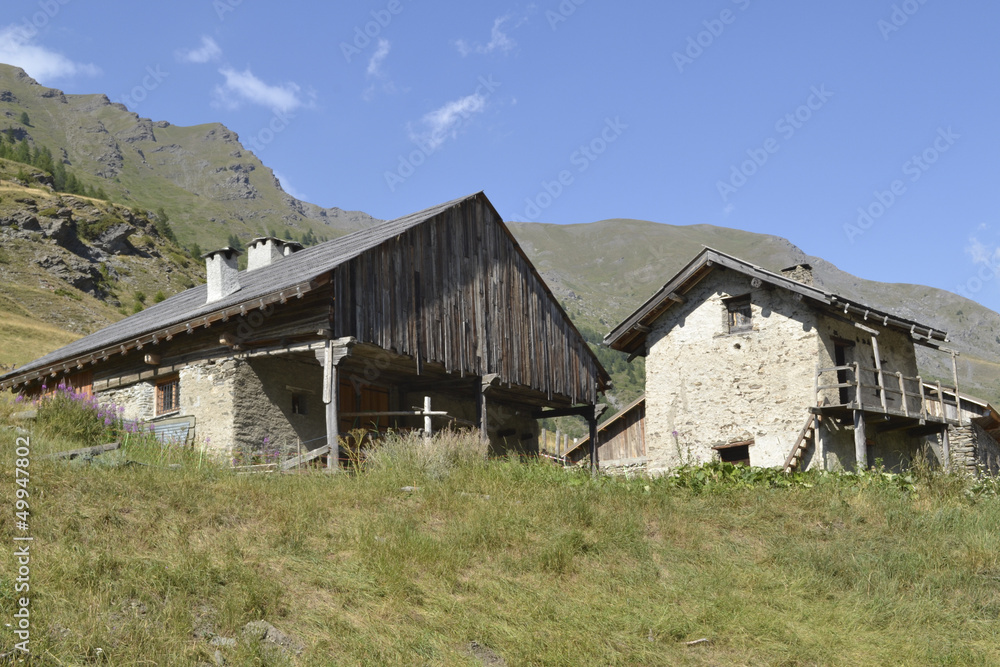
[332,196,601,404]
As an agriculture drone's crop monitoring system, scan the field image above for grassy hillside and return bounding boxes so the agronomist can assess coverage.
[0,173,206,366]
[2,412,1000,665]
[0,64,377,253]
[0,312,79,371]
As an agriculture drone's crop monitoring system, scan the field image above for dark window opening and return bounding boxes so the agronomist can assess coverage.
[156,377,180,416]
[714,440,752,466]
[834,341,855,405]
[291,394,308,415]
[725,295,752,333]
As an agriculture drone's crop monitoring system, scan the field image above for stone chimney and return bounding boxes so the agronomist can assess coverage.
[246,237,286,271]
[282,241,304,257]
[780,263,813,286]
[202,247,241,303]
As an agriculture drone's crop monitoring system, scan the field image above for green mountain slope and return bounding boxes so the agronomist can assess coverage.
[0,64,377,252]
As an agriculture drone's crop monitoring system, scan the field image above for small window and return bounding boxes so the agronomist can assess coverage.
[726,295,752,333]
[714,439,752,465]
[156,377,180,415]
[291,393,308,415]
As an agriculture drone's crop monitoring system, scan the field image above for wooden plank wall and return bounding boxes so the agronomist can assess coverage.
[332,197,601,405]
[597,404,646,461]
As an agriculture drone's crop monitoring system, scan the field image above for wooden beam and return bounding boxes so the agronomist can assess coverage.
[323,339,340,472]
[870,333,887,412]
[666,292,686,303]
[951,351,963,426]
[44,442,120,460]
[942,427,951,471]
[280,444,331,470]
[587,407,599,477]
[853,410,867,471]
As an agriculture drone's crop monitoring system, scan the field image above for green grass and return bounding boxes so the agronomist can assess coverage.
[2,408,1000,665]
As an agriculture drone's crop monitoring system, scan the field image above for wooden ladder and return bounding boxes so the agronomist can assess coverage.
[783,413,817,473]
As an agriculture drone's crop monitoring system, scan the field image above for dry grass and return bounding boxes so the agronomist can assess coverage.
[0,311,80,369]
[1,427,999,665]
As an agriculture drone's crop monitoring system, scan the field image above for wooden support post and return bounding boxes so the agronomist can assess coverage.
[897,372,908,417]
[935,381,944,420]
[814,362,820,407]
[555,429,561,458]
[540,428,547,454]
[588,407,599,477]
[318,338,355,472]
[941,427,951,471]
[423,396,432,440]
[853,409,867,471]
[854,362,862,409]
[951,351,963,425]
[325,364,339,471]
[480,374,497,445]
[917,375,926,421]
[871,335,887,412]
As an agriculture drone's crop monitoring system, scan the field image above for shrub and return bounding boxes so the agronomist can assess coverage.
[30,382,155,447]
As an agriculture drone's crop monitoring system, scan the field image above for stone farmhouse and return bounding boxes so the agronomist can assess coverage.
[0,193,610,465]
[590,247,1000,474]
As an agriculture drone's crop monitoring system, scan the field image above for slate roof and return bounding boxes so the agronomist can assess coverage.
[1,193,482,385]
[605,247,950,356]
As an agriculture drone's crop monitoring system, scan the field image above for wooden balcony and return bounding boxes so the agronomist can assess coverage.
[814,363,961,427]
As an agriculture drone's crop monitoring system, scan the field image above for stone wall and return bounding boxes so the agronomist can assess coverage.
[232,357,325,457]
[96,358,240,456]
[99,381,155,422]
[643,267,821,473]
[938,422,1000,475]
[178,359,239,456]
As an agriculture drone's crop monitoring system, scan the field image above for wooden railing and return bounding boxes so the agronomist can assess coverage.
[814,363,960,423]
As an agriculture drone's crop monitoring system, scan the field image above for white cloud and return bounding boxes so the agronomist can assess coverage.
[0,24,99,81]
[456,15,517,56]
[408,93,487,151]
[273,171,308,201]
[965,237,1000,266]
[366,39,390,78]
[177,36,222,64]
[363,39,398,101]
[212,66,304,112]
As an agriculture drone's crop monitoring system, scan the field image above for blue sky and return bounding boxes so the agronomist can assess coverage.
[2,1,1000,312]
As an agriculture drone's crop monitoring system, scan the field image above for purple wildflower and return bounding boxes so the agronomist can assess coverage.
[104,417,112,426]
[14,395,23,403]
